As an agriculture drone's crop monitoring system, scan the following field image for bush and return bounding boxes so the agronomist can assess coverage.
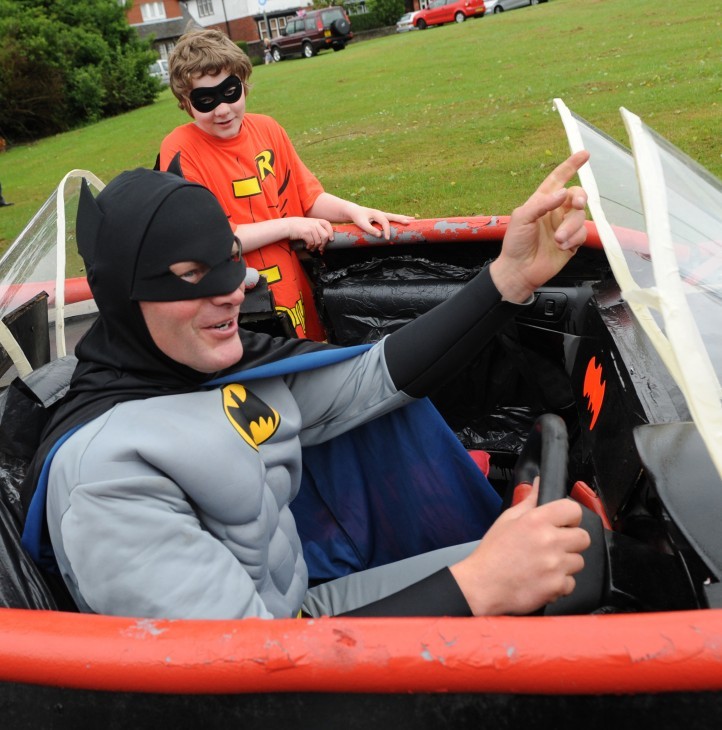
[0,0,158,143]
[348,11,385,31]
[365,0,405,26]
[236,40,263,67]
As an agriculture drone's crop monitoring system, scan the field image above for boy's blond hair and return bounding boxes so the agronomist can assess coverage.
[169,29,253,113]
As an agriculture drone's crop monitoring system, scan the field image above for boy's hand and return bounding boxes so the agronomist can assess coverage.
[348,206,415,241]
[305,193,413,244]
[449,480,590,616]
[285,216,335,252]
[490,151,590,304]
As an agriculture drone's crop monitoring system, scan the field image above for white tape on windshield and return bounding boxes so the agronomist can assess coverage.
[54,170,105,359]
[622,108,722,479]
[553,98,681,385]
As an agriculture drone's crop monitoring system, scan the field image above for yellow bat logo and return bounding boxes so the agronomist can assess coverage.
[222,384,280,450]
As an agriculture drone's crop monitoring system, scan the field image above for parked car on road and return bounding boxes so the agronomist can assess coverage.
[485,0,543,13]
[414,0,486,29]
[270,6,352,61]
[148,59,169,86]
[396,11,420,32]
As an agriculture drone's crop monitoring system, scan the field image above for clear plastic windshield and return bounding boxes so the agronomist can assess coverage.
[556,102,722,381]
[0,186,64,319]
[555,98,722,480]
[0,171,103,376]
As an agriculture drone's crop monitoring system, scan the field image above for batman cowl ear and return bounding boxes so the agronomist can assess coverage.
[165,152,184,178]
[76,178,103,267]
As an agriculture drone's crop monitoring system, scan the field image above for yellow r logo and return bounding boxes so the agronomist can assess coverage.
[256,150,275,181]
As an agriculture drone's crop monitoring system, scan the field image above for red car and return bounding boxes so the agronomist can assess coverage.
[414,0,486,29]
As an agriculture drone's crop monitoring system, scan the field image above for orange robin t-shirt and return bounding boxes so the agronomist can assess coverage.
[160,114,325,339]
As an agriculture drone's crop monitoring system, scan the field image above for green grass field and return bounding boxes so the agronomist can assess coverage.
[0,0,720,252]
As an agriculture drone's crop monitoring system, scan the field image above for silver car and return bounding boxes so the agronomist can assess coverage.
[148,59,169,86]
[396,11,419,31]
[485,0,543,13]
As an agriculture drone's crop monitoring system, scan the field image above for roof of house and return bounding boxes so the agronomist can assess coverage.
[131,6,200,42]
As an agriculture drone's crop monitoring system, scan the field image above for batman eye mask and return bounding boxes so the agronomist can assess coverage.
[131,186,246,302]
[189,75,243,113]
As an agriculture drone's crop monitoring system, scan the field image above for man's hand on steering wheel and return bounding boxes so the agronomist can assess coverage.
[449,481,590,616]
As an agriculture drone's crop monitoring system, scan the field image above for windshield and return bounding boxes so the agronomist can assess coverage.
[558,107,722,378]
[0,171,102,376]
[555,98,722,480]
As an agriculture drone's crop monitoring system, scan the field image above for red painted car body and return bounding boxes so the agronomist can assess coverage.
[414,0,486,29]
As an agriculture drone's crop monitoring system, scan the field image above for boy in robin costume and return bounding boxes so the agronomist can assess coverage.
[160,29,414,339]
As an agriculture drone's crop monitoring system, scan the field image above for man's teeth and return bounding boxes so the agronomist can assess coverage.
[214,321,230,330]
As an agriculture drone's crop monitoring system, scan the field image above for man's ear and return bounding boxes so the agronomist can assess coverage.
[76,178,103,267]
[166,152,185,178]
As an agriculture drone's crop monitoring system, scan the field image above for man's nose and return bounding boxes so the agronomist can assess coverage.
[210,284,245,305]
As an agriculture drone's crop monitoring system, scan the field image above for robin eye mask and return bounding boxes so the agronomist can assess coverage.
[189,75,243,113]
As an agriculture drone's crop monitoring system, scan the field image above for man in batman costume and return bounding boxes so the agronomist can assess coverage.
[25,151,592,619]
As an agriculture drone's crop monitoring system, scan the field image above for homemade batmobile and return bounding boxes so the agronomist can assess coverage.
[0,102,721,727]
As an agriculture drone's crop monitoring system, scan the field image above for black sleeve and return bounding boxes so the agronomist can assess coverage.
[338,567,472,618]
[383,265,531,398]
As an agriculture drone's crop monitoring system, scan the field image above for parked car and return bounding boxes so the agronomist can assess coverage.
[148,59,169,86]
[414,0,486,29]
[396,11,420,32]
[485,0,543,13]
[270,6,352,61]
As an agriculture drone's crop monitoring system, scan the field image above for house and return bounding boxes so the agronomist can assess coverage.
[126,1,198,60]
[127,0,313,59]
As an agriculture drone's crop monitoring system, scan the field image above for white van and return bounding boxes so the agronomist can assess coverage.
[148,59,169,86]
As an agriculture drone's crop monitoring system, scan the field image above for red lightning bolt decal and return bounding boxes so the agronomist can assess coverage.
[583,356,606,430]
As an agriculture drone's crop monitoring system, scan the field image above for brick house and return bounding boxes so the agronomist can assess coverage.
[127,0,313,60]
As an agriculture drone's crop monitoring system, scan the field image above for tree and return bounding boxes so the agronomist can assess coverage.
[0,0,159,143]
[366,0,405,26]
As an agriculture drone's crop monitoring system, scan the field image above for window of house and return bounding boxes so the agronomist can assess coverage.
[140,1,166,22]
[197,0,214,17]
[259,17,286,39]
[158,40,175,60]
[345,0,367,13]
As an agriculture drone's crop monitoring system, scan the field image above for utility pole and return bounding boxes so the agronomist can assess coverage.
[259,0,270,38]
[220,0,232,38]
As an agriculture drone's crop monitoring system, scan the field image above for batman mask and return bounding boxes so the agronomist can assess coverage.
[78,168,246,304]
[73,168,245,384]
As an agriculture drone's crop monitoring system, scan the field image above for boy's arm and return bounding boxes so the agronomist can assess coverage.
[233,217,335,254]
[235,192,415,255]
[307,192,415,244]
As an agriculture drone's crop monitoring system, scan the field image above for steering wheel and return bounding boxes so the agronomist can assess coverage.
[512,413,569,505]
[509,413,607,615]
